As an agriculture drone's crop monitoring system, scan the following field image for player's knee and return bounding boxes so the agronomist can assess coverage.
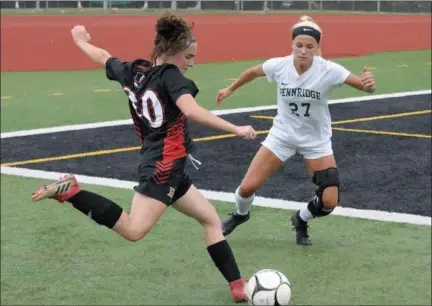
[308,167,340,217]
[322,186,339,209]
[195,205,221,229]
[125,230,147,242]
[202,220,222,234]
[201,214,223,239]
[313,167,340,198]
[124,225,151,242]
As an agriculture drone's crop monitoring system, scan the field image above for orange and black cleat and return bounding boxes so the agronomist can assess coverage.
[32,174,81,203]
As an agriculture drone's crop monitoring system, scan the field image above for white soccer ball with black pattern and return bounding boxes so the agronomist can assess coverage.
[245,269,292,305]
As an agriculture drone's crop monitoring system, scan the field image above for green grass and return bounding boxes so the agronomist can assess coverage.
[1,50,431,132]
[1,50,431,305]
[1,174,431,305]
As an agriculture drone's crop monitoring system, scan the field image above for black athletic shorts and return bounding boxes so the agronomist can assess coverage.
[133,157,192,206]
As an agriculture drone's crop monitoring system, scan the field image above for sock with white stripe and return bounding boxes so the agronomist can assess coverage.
[299,206,313,222]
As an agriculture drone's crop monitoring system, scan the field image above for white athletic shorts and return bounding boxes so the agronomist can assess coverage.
[261,131,334,162]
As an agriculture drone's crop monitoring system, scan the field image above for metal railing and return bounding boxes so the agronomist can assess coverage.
[2,1,431,14]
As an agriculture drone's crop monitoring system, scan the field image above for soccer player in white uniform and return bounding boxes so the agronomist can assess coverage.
[216,16,376,245]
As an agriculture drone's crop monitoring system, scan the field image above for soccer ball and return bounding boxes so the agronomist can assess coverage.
[245,269,292,305]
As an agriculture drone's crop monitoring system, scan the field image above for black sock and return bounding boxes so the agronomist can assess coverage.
[67,190,123,228]
[207,239,241,283]
[307,196,333,218]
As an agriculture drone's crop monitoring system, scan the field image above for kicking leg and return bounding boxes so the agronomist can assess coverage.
[172,182,247,303]
[31,174,167,242]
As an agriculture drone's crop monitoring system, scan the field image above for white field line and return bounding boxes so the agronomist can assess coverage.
[1,89,431,139]
[1,166,430,227]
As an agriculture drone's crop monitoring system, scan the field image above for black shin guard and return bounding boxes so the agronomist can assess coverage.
[307,196,334,218]
[68,190,123,228]
[207,240,241,283]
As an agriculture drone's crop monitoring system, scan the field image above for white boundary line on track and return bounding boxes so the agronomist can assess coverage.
[1,166,430,227]
[1,89,431,139]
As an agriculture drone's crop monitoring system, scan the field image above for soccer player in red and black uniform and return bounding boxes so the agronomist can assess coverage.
[31,13,257,302]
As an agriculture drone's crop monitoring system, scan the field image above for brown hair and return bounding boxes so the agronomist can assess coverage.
[292,15,322,56]
[151,13,195,64]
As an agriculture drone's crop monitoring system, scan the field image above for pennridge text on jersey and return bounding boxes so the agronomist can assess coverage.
[280,87,321,100]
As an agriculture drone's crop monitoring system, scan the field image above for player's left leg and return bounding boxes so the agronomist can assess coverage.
[172,179,247,303]
[291,141,339,246]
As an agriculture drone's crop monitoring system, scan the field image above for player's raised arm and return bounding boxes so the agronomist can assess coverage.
[71,25,111,67]
[176,94,256,140]
[216,64,266,105]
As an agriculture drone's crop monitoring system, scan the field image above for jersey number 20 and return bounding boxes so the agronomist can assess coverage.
[124,87,164,128]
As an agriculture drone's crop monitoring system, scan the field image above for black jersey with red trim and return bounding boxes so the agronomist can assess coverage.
[105,57,198,162]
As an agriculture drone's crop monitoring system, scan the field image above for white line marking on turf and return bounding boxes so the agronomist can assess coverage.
[1,166,430,227]
[2,90,431,139]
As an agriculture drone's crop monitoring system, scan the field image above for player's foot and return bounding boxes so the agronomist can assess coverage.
[229,277,248,303]
[222,212,250,236]
[291,210,312,246]
[31,174,81,203]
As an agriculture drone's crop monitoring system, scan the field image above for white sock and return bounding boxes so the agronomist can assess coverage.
[299,206,313,222]
[235,187,255,215]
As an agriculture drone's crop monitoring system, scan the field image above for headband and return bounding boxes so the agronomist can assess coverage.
[292,26,321,43]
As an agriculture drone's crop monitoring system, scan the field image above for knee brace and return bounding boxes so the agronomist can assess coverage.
[313,167,340,199]
[307,167,340,218]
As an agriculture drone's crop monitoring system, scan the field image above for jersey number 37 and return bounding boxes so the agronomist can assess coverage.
[124,87,164,128]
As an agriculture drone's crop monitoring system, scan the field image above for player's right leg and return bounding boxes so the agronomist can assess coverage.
[222,132,292,236]
[31,174,167,242]
[172,182,248,303]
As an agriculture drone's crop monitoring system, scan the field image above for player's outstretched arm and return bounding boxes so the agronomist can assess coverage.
[216,64,266,105]
[71,25,112,67]
[344,66,376,93]
[177,94,256,140]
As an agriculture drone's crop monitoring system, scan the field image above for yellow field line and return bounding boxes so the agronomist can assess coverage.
[251,109,432,125]
[1,96,13,100]
[1,146,140,167]
[1,131,267,167]
[333,110,431,125]
[250,115,275,120]
[332,127,431,139]
[2,110,430,167]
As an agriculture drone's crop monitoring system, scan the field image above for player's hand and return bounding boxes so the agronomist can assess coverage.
[216,87,234,105]
[234,125,256,140]
[71,25,91,45]
[361,66,376,93]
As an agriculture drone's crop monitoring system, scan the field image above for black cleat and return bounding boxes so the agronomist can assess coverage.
[291,210,312,246]
[222,212,250,236]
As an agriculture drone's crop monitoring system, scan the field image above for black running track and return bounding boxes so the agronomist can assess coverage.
[2,94,431,217]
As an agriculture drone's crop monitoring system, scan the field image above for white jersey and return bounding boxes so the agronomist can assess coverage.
[262,55,350,148]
